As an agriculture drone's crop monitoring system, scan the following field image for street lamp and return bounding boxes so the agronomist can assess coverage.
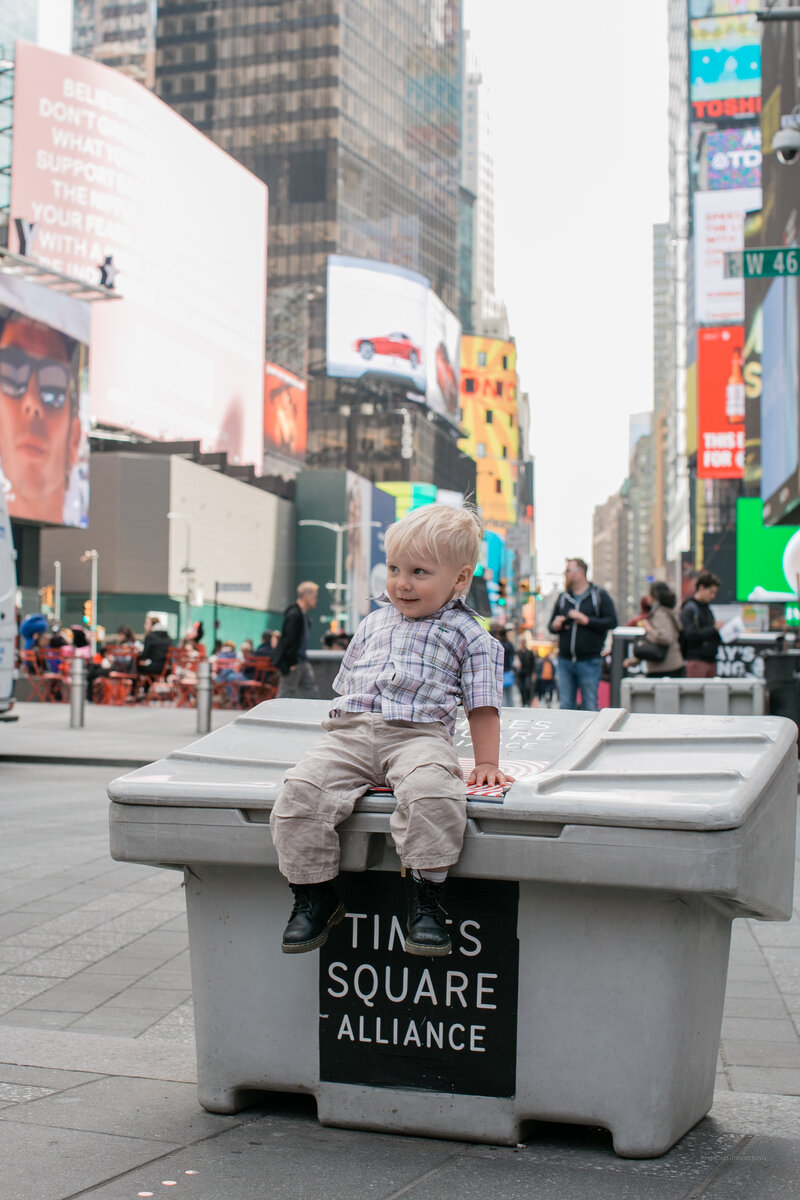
[298,519,380,630]
[80,549,98,653]
[167,512,194,633]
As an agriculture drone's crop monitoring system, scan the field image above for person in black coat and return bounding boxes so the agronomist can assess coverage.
[680,572,722,679]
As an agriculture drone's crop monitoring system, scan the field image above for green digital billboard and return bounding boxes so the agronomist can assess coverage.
[736,497,800,601]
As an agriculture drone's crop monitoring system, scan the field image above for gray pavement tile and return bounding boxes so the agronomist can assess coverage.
[66,1009,182,1036]
[722,1039,800,1067]
[0,1118,182,1200]
[720,1017,799,1042]
[0,976,63,1012]
[136,1002,195,1043]
[750,925,800,948]
[698,1134,800,1198]
[0,1010,84,1029]
[100,986,191,1011]
[725,961,774,982]
[5,1076,242,1143]
[763,952,800,992]
[722,997,792,1019]
[722,979,783,1000]
[709,1090,800,1135]
[0,947,40,969]
[0,1081,57,1103]
[725,1067,800,1096]
[0,913,46,937]
[10,952,100,978]
[0,1063,100,1088]
[17,974,133,1012]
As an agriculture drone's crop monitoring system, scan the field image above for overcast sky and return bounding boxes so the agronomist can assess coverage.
[462,0,670,587]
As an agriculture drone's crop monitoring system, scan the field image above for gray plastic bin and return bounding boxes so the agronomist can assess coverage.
[621,676,765,715]
[108,700,797,1158]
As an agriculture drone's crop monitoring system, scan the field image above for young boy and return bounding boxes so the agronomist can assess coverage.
[270,503,511,957]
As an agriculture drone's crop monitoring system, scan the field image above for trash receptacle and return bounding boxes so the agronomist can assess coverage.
[621,676,765,715]
[108,700,797,1159]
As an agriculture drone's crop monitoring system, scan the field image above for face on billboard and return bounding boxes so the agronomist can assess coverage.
[0,309,88,526]
[264,363,307,463]
[697,325,745,479]
[426,290,461,421]
[10,42,267,469]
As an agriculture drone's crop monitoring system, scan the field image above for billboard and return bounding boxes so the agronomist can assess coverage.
[326,256,461,425]
[459,336,518,528]
[697,325,745,478]
[10,41,268,469]
[264,363,307,463]
[0,273,90,527]
[736,497,800,602]
[693,188,761,324]
[689,13,761,103]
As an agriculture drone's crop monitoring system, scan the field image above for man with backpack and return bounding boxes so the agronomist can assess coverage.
[548,558,617,710]
[679,572,722,678]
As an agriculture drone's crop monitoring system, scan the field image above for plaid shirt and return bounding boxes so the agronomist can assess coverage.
[331,596,503,737]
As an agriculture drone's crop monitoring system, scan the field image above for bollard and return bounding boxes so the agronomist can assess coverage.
[196,658,212,734]
[69,656,86,728]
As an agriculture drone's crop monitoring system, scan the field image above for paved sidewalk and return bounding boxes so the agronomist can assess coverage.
[0,702,799,1198]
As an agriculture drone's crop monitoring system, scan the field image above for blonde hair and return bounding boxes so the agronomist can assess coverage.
[297,580,319,599]
[384,503,484,571]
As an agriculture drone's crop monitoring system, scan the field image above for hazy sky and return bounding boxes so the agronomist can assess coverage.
[462,0,670,587]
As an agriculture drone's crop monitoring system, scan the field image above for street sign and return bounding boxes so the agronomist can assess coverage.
[724,247,800,279]
[216,582,252,593]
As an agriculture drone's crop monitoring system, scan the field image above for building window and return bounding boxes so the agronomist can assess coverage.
[477,351,486,366]
[502,355,509,369]
[485,409,493,424]
[476,442,486,458]
[289,150,327,203]
[495,480,502,493]
[502,445,507,458]
[464,377,475,393]
[496,381,503,396]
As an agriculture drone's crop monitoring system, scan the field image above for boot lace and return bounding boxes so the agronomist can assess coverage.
[414,878,447,919]
[289,885,314,917]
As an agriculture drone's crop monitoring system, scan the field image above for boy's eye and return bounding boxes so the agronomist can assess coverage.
[413,568,427,576]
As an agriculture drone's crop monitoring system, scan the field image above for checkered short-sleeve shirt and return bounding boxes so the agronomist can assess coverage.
[331,596,503,738]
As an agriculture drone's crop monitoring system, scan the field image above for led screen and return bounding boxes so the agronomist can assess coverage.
[10,41,268,468]
[0,273,90,527]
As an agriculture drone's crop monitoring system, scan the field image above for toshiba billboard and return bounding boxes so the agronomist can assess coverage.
[9,41,268,468]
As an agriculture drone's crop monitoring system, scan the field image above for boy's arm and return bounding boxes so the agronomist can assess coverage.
[466,706,514,786]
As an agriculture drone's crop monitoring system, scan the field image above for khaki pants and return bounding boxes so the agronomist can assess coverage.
[270,713,467,884]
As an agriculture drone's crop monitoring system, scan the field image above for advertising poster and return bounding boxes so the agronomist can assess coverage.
[761,273,800,519]
[694,188,762,324]
[690,13,761,102]
[326,255,462,425]
[697,325,745,479]
[0,273,90,527]
[10,41,268,469]
[743,302,762,487]
[736,497,800,603]
[459,336,518,528]
[264,362,307,463]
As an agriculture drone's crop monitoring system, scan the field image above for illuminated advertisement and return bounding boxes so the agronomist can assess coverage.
[697,325,745,479]
[690,13,760,102]
[701,126,761,190]
[264,363,307,463]
[761,273,800,518]
[693,188,761,324]
[743,302,762,487]
[459,336,518,527]
[10,42,268,468]
[326,256,461,425]
[0,273,90,527]
[736,497,800,603]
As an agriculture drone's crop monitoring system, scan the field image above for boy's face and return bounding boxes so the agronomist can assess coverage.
[386,546,472,620]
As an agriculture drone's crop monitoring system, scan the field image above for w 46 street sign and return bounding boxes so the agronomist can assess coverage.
[724,248,800,279]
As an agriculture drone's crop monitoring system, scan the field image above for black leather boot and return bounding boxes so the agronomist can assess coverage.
[281,882,345,954]
[405,874,451,957]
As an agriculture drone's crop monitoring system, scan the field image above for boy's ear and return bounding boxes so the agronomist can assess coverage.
[455,565,473,592]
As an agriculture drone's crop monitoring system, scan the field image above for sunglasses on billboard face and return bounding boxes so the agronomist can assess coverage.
[0,345,71,411]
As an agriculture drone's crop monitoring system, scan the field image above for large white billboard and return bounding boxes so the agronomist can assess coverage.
[694,187,761,325]
[326,255,461,425]
[10,41,268,468]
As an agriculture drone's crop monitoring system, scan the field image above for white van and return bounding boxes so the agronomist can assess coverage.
[0,487,17,719]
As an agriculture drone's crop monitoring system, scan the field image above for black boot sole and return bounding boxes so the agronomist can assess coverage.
[281,902,346,954]
[404,935,452,957]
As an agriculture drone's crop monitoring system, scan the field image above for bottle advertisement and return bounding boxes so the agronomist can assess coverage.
[697,324,746,479]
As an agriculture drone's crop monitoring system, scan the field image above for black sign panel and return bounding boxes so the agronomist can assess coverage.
[319,873,519,1097]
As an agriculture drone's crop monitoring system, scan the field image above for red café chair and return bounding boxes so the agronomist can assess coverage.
[21,648,55,702]
[140,648,179,706]
[95,646,139,705]
[233,656,280,709]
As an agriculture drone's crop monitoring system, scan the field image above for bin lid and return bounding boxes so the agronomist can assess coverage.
[109,700,796,830]
[107,700,797,832]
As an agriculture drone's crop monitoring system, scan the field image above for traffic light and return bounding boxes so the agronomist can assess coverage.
[497,578,507,606]
[83,600,93,626]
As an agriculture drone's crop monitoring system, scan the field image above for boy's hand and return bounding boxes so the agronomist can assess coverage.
[468,763,515,787]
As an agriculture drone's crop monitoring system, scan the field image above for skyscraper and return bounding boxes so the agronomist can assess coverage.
[154,0,470,488]
[72,0,156,87]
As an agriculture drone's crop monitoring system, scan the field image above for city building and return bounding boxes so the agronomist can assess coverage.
[592,489,628,621]
[72,0,156,87]
[153,0,479,493]
[460,36,508,338]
